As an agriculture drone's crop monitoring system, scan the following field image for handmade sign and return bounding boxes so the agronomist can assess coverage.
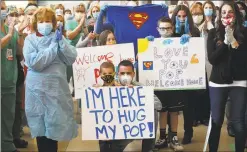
[81,86,154,140]
[138,37,206,90]
[73,43,135,99]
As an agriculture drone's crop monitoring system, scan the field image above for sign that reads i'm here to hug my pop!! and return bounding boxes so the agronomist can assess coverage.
[81,86,154,140]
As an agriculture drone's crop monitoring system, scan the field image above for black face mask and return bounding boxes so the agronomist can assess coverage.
[101,75,115,84]
[87,25,94,33]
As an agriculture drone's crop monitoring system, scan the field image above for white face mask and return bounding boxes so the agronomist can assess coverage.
[193,15,203,25]
[240,10,246,18]
[159,30,173,38]
[64,14,73,20]
[119,74,133,86]
[75,12,83,21]
[169,13,173,19]
[56,9,64,16]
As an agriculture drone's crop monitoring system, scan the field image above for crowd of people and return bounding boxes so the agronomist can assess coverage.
[1,0,247,152]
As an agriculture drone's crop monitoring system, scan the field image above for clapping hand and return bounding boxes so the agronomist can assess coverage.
[224,26,235,44]
[55,24,63,41]
[8,19,15,37]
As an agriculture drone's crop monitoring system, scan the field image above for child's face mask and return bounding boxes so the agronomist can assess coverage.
[101,74,115,84]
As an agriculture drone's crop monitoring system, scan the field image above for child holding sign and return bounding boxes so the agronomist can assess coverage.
[117,60,162,152]
[146,17,186,151]
[94,61,132,152]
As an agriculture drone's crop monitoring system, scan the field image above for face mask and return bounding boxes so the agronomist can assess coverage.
[101,75,115,83]
[37,23,53,36]
[159,30,173,38]
[169,13,173,19]
[106,40,116,45]
[1,10,7,20]
[193,15,203,25]
[56,9,63,16]
[75,12,83,21]
[87,25,94,33]
[204,9,213,17]
[221,15,235,27]
[92,12,99,19]
[175,16,189,34]
[57,21,63,27]
[119,74,133,86]
[18,15,24,22]
[240,10,246,18]
[64,14,73,20]
[243,21,247,27]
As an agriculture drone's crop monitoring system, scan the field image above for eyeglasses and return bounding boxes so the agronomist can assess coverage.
[159,27,172,30]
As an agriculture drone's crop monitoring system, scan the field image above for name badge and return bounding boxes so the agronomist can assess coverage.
[6,49,13,61]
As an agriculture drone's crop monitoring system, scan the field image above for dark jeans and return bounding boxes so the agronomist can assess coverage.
[209,86,247,152]
[36,136,58,152]
[12,83,23,139]
[193,82,210,122]
[183,91,196,137]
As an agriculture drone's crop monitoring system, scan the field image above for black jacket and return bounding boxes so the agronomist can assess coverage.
[207,28,247,84]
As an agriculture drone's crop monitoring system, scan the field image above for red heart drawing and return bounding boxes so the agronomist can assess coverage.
[128,12,149,29]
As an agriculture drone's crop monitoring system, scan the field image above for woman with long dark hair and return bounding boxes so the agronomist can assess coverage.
[170,4,201,145]
[207,2,247,152]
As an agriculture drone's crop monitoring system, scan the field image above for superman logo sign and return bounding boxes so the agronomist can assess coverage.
[128,12,149,29]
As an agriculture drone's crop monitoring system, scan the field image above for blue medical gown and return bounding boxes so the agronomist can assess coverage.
[23,33,78,141]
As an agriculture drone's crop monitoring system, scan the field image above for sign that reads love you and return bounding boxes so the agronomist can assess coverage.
[73,43,135,99]
[138,37,206,90]
[81,86,154,140]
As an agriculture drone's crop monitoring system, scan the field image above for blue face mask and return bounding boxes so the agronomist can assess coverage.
[1,10,7,21]
[243,21,247,27]
[92,12,99,19]
[37,23,53,36]
[204,9,213,17]
[175,16,190,34]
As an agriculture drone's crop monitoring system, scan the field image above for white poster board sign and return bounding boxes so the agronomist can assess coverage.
[81,86,154,140]
[138,37,206,90]
[73,43,135,99]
